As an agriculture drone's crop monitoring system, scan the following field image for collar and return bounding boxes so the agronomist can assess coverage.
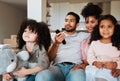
[64,32,78,37]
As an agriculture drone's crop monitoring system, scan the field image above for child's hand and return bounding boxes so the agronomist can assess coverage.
[3,73,13,81]
[111,69,120,77]
[93,61,103,68]
[103,62,117,70]
[15,67,27,77]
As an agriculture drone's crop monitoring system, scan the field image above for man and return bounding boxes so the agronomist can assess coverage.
[35,12,86,81]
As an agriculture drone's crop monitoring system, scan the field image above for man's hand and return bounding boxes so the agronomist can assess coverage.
[55,32,65,44]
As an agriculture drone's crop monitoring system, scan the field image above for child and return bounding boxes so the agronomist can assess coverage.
[3,19,51,81]
[86,14,120,81]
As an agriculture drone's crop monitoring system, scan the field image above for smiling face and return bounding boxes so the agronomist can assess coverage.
[22,27,38,43]
[85,16,98,33]
[64,15,79,33]
[99,19,114,40]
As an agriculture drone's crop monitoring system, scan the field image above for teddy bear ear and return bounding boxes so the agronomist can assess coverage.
[0,44,12,50]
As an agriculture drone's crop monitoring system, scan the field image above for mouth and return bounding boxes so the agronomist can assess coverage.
[65,25,71,29]
[103,32,109,35]
[25,36,30,38]
[87,28,93,32]
[102,33,110,37]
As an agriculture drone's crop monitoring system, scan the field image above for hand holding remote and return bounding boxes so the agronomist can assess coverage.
[55,29,66,45]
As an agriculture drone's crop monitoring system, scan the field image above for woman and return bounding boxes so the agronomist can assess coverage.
[80,3,103,69]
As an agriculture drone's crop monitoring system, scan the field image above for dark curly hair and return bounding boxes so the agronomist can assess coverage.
[90,14,120,50]
[81,3,103,19]
[17,19,51,51]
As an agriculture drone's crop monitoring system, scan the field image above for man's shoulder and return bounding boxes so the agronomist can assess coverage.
[77,32,90,40]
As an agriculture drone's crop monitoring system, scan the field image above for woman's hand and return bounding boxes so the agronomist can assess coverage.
[72,63,88,71]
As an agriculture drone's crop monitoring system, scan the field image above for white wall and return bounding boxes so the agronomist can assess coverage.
[0,2,26,43]
[49,1,120,31]
[50,2,87,31]
[27,0,47,22]
[111,1,120,21]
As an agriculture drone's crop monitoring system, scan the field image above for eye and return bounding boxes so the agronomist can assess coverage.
[11,59,14,62]
[100,25,104,29]
[65,19,68,22]
[108,25,112,28]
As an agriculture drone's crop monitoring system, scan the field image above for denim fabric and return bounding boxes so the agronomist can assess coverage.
[35,66,64,81]
[35,63,85,81]
[26,75,35,81]
[56,63,85,81]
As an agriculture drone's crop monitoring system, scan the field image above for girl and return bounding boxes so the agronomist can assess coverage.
[3,19,51,81]
[73,3,103,70]
[86,14,120,81]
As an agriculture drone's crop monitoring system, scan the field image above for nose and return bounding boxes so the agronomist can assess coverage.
[104,27,109,31]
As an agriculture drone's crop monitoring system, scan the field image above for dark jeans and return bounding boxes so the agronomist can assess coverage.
[13,75,35,81]
[26,75,35,81]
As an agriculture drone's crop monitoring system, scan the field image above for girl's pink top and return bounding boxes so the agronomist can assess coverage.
[87,40,120,69]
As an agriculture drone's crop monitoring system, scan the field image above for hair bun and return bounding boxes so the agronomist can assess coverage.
[81,3,103,18]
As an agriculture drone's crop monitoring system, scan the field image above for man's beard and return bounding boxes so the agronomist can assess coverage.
[65,27,76,32]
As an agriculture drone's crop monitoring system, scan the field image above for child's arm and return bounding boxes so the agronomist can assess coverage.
[93,61,103,68]
[103,61,117,70]
[15,66,43,77]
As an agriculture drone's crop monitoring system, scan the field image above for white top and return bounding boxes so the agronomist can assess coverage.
[87,40,120,69]
[52,32,86,64]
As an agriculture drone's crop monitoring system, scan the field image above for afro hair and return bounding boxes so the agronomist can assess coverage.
[81,3,103,19]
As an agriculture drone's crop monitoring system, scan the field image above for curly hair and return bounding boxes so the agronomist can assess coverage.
[90,14,120,50]
[38,22,51,51]
[81,3,103,19]
[17,19,51,51]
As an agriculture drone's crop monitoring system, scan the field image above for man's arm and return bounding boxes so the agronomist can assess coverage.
[48,42,60,62]
[48,32,65,62]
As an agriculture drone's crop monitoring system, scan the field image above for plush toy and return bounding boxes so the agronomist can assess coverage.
[0,44,29,81]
